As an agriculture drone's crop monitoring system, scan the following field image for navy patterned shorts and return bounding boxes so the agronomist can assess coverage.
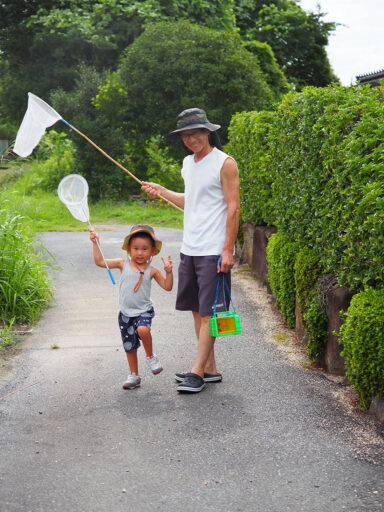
[118,308,155,353]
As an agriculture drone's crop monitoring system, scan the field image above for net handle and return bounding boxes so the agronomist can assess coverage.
[61,120,184,213]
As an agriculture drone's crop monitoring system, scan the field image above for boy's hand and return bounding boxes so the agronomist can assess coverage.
[161,256,173,273]
[89,229,99,244]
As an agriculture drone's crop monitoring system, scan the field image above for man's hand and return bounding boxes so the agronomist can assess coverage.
[141,181,163,198]
[217,249,235,273]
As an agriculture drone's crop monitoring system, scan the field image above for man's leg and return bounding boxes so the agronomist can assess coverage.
[192,311,218,375]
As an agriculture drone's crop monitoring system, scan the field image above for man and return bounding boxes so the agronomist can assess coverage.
[142,108,240,393]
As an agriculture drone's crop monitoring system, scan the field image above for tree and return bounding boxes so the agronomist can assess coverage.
[234,0,338,89]
[0,0,237,128]
[95,20,275,148]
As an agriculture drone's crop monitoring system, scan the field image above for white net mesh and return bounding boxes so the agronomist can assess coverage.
[14,93,62,157]
[57,174,90,222]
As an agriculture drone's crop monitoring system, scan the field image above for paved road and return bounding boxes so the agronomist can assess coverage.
[1,226,384,512]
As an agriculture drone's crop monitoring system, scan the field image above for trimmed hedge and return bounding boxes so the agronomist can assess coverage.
[339,289,384,410]
[228,84,384,400]
[266,232,297,328]
[227,84,384,292]
[294,247,328,360]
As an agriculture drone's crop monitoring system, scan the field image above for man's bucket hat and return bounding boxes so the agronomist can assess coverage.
[122,224,162,255]
[170,108,221,136]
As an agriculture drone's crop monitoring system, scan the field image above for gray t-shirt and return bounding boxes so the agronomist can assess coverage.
[119,261,152,317]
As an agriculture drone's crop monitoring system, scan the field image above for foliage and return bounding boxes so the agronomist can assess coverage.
[34,131,76,191]
[145,136,184,192]
[0,0,236,122]
[95,21,274,163]
[294,247,328,360]
[266,232,297,328]
[226,110,276,226]
[234,0,338,89]
[0,161,183,232]
[228,85,384,292]
[0,318,17,351]
[50,65,131,200]
[243,40,289,101]
[339,288,384,410]
[0,207,53,324]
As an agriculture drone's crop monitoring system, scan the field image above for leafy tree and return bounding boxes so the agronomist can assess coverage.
[234,0,338,89]
[0,0,236,127]
[95,20,275,151]
[49,65,129,200]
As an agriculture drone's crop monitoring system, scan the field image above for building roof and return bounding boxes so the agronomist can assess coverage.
[356,69,384,87]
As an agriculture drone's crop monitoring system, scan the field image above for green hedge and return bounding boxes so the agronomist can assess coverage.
[266,232,297,328]
[227,84,384,292]
[294,247,328,360]
[339,288,384,410]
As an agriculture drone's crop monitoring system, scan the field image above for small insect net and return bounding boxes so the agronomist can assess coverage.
[57,174,90,222]
[57,174,115,285]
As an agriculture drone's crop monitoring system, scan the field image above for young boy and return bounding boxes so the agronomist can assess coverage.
[90,225,173,389]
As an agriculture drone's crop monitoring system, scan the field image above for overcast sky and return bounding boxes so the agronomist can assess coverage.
[298,0,384,85]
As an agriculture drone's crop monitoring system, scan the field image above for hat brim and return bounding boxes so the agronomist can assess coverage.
[169,122,221,137]
[122,229,162,255]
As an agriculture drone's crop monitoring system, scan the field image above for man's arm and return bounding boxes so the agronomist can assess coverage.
[220,158,240,274]
[141,182,185,209]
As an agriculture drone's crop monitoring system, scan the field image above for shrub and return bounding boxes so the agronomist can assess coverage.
[228,84,384,292]
[0,207,52,324]
[339,288,384,410]
[145,135,184,192]
[36,130,76,191]
[95,20,275,162]
[294,247,328,360]
[266,232,297,328]
[226,110,276,226]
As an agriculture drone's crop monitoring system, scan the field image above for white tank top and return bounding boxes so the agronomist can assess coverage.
[181,147,237,256]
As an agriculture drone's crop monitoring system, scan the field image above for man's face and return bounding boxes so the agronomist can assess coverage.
[180,128,210,153]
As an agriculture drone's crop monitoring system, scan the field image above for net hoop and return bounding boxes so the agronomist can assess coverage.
[57,174,90,223]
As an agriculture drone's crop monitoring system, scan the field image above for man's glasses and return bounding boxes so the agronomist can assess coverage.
[180,129,207,140]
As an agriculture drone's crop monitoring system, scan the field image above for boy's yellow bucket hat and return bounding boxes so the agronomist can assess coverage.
[122,224,162,255]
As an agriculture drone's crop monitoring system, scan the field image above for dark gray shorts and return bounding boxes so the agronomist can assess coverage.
[118,308,155,353]
[176,253,231,317]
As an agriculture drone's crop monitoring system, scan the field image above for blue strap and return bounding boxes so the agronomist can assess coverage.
[212,255,236,317]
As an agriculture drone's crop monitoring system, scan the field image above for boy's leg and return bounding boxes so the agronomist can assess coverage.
[192,311,217,374]
[137,325,153,358]
[126,350,139,375]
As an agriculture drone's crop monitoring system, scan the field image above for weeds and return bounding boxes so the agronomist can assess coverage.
[0,318,17,351]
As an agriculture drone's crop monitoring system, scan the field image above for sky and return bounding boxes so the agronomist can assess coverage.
[298,0,384,85]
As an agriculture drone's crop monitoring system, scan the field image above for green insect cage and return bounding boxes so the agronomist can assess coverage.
[210,271,241,337]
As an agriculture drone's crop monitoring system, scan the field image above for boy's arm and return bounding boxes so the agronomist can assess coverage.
[90,229,124,271]
[152,257,173,291]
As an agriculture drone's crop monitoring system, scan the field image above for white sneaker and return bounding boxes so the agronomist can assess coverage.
[123,373,141,389]
[146,354,163,375]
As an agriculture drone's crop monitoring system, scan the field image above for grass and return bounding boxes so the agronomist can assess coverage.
[0,208,53,324]
[0,159,183,353]
[0,160,183,232]
[0,319,17,352]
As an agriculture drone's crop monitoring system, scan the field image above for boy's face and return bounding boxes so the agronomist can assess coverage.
[128,235,154,264]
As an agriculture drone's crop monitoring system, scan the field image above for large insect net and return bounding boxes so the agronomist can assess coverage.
[57,174,90,223]
[13,93,62,157]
